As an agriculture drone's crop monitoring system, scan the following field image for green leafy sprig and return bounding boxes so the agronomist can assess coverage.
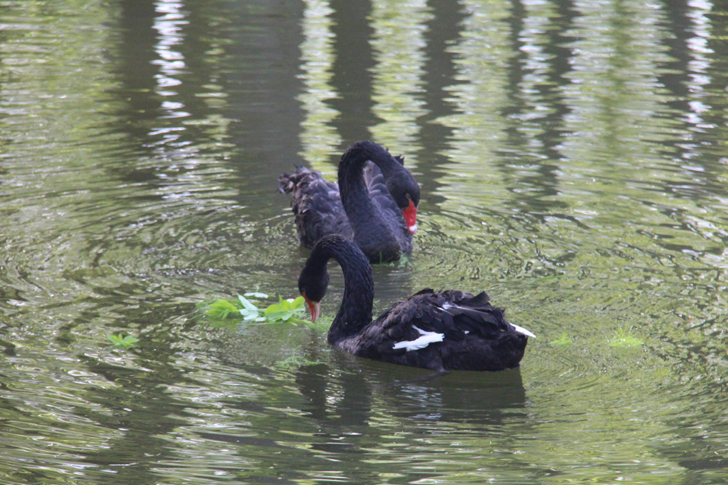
[206,292,311,327]
[108,333,139,349]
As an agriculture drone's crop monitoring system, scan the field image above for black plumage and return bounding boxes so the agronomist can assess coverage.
[298,235,532,373]
[280,141,420,263]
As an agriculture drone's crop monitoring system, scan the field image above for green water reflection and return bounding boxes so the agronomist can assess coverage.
[1,0,728,483]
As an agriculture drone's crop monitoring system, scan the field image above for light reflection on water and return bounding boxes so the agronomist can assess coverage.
[1,0,728,483]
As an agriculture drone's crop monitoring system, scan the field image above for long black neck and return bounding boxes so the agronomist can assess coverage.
[338,141,402,258]
[310,237,374,345]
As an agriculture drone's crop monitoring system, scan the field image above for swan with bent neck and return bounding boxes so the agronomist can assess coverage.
[298,234,534,373]
[279,140,420,263]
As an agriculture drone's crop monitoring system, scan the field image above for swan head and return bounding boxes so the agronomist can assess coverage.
[298,246,331,322]
[385,169,420,235]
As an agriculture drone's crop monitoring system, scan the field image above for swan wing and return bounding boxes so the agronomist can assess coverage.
[279,167,352,247]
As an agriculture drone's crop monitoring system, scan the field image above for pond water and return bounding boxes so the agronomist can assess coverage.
[2,0,728,483]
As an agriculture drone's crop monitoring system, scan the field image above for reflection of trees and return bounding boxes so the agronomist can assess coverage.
[559,1,677,205]
[108,0,239,202]
[496,0,575,214]
[415,0,468,208]
[652,1,728,452]
[329,0,378,144]
[665,0,728,210]
[223,0,307,183]
[297,0,469,210]
[298,0,341,172]
[369,0,430,150]
[110,0,307,218]
[433,0,519,221]
[75,352,192,484]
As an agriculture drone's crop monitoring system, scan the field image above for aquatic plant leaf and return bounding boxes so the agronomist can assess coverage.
[241,307,261,321]
[108,333,139,349]
[237,295,258,312]
[206,299,240,319]
[265,298,291,315]
[288,296,305,311]
[265,297,306,323]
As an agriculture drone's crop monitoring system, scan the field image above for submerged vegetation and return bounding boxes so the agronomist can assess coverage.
[550,333,573,347]
[607,327,644,348]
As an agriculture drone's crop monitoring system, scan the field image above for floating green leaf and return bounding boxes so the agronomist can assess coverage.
[108,333,139,349]
[264,296,307,323]
[206,299,240,319]
[237,294,257,311]
[238,294,266,322]
[289,296,305,311]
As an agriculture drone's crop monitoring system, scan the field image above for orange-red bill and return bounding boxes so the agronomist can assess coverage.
[402,200,418,234]
[303,293,321,322]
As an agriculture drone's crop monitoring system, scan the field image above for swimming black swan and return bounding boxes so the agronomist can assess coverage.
[279,140,420,263]
[298,235,534,372]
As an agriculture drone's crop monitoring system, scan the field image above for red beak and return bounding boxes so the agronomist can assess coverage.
[402,200,418,234]
[303,294,320,322]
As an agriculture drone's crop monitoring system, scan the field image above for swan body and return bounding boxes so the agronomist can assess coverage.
[298,235,533,373]
[280,141,419,263]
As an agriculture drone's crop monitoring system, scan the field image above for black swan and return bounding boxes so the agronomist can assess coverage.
[298,235,534,372]
[279,140,420,263]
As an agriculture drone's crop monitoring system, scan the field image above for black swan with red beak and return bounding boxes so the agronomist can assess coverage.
[298,234,534,373]
[279,141,419,263]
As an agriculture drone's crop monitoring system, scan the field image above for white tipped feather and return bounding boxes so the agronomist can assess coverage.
[393,325,444,352]
[439,302,535,338]
[440,302,535,338]
[511,323,536,338]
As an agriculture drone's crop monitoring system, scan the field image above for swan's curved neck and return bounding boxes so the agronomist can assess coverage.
[313,238,374,345]
[337,142,401,248]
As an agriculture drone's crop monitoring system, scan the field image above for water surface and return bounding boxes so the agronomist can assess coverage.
[2,0,728,483]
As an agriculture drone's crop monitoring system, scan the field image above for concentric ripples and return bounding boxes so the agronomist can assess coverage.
[2,0,728,483]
